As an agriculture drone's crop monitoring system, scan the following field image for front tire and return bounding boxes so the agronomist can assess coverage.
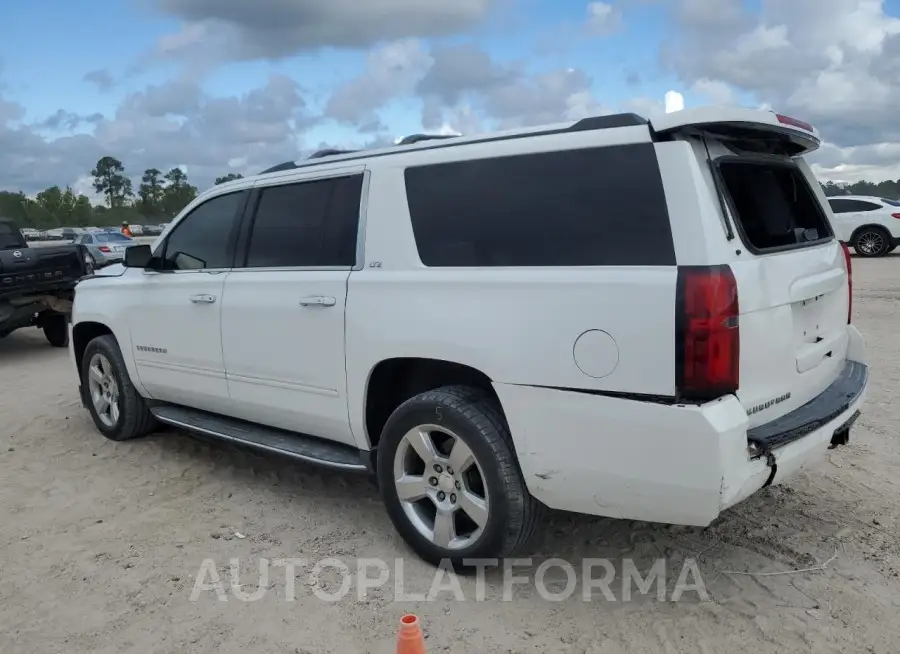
[42,313,69,347]
[376,385,541,568]
[81,334,157,441]
[853,227,890,257]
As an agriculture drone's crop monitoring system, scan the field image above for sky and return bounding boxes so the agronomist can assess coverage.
[1,0,900,200]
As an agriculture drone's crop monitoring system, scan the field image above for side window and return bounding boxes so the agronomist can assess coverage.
[82,235,94,244]
[162,191,245,270]
[404,145,675,267]
[832,199,882,213]
[828,199,851,214]
[244,174,363,268]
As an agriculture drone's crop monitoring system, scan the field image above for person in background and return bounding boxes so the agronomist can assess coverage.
[120,221,133,237]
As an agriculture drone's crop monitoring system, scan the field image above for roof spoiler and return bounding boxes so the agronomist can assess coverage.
[650,107,821,156]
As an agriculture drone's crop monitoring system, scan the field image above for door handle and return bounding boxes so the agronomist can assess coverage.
[299,296,336,307]
[190,294,217,304]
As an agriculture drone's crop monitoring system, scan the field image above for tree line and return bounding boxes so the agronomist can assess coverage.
[1,154,898,230]
[820,179,900,199]
[0,156,244,230]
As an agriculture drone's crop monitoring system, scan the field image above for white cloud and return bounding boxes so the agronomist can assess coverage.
[586,2,623,35]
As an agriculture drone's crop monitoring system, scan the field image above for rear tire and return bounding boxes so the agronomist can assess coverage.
[42,314,69,347]
[376,385,542,569]
[81,334,157,441]
[853,227,890,257]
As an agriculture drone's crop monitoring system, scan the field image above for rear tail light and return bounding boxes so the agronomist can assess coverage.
[675,265,739,401]
[840,241,852,323]
[98,246,111,253]
[891,213,900,219]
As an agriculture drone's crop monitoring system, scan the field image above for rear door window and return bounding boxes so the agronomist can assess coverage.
[404,144,675,267]
[829,199,881,213]
[717,159,833,252]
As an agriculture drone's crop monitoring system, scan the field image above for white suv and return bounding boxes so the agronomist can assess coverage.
[69,107,868,567]
[827,195,900,257]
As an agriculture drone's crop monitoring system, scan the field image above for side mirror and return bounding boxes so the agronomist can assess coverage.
[123,244,153,268]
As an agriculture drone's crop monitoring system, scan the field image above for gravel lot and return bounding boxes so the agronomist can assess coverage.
[1,256,898,653]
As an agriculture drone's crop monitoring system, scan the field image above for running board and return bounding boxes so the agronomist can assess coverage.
[149,405,368,472]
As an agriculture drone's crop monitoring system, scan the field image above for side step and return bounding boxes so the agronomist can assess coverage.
[149,405,368,472]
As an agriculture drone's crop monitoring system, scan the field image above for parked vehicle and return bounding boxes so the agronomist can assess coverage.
[827,195,900,257]
[74,231,136,268]
[68,107,868,567]
[0,218,92,345]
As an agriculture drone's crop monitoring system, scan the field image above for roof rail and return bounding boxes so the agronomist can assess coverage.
[308,148,358,159]
[396,134,459,146]
[259,161,298,174]
[251,112,648,176]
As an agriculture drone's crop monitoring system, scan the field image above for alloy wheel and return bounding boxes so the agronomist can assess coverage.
[87,353,120,427]
[858,231,885,255]
[392,424,490,550]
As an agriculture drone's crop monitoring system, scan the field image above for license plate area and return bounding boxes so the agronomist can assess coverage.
[792,295,827,346]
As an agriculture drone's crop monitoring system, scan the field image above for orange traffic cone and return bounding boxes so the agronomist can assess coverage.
[396,614,426,654]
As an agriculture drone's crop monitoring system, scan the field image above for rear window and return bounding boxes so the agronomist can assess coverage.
[0,222,24,249]
[881,198,900,207]
[404,144,675,267]
[97,233,131,243]
[717,159,832,252]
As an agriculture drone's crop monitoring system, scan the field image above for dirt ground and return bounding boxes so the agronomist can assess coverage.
[1,258,898,654]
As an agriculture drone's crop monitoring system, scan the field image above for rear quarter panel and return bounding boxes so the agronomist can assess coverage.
[345,164,678,447]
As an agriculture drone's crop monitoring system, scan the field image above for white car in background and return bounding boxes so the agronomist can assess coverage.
[828,195,900,257]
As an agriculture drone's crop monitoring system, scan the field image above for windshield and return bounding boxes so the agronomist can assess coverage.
[97,233,132,243]
[880,198,900,207]
[0,222,25,249]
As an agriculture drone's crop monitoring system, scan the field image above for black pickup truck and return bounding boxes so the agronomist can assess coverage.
[0,219,92,346]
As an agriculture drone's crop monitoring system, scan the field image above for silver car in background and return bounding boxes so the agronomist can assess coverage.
[74,231,136,267]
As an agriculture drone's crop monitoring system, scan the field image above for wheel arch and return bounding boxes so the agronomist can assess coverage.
[72,320,149,398]
[72,321,115,371]
[849,223,891,244]
[362,357,502,451]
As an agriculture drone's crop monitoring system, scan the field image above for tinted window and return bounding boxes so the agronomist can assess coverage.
[97,233,131,243]
[719,161,831,251]
[163,191,244,270]
[880,198,900,207]
[404,145,674,267]
[828,199,851,213]
[829,199,881,213]
[244,174,363,268]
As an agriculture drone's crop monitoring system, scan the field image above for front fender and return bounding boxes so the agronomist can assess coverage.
[72,276,149,398]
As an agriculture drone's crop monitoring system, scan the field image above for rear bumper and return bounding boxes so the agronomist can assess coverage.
[747,360,866,452]
[494,325,868,527]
